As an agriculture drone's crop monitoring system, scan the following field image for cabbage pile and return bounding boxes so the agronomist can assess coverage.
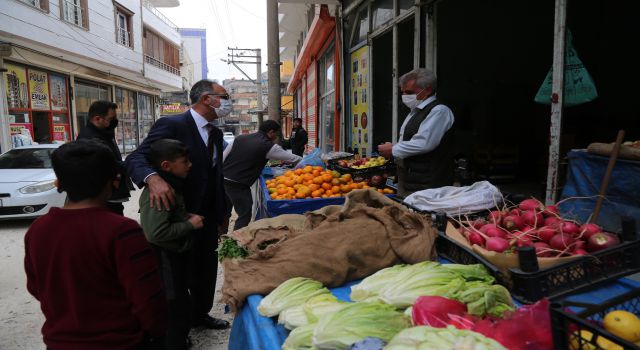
[386,326,507,350]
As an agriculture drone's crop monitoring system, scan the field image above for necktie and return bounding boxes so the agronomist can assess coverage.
[205,124,216,164]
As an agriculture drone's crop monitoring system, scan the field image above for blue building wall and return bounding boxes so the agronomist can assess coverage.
[179,28,208,80]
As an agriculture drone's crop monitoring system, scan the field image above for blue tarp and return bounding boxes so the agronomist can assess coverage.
[227,257,640,350]
[559,150,640,232]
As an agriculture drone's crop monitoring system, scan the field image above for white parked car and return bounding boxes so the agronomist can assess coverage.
[223,132,235,144]
[0,144,66,220]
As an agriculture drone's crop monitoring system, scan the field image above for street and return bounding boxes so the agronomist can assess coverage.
[0,189,232,349]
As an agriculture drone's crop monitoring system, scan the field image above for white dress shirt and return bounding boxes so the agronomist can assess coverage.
[392,95,455,159]
[190,108,217,164]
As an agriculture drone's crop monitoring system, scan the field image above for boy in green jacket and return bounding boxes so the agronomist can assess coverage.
[140,138,203,350]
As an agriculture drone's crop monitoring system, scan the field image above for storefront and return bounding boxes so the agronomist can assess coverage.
[3,62,72,147]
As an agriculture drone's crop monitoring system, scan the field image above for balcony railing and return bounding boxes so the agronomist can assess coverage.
[62,0,84,27]
[145,54,180,76]
[143,0,179,32]
[117,27,130,47]
[20,0,42,9]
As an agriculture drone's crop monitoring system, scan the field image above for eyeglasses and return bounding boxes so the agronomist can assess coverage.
[206,93,230,100]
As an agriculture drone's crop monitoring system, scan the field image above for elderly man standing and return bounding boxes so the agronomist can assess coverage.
[377,68,455,197]
[126,79,232,331]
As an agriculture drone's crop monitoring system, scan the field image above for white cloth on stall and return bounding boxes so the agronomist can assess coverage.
[403,181,503,216]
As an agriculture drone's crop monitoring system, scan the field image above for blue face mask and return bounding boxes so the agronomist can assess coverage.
[215,99,233,117]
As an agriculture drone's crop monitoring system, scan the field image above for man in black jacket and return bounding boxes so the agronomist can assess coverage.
[76,101,132,215]
[288,118,308,156]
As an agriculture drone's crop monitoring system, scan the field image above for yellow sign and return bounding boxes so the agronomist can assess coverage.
[10,125,25,134]
[350,46,369,156]
[53,125,65,133]
[28,69,50,110]
[4,63,28,109]
[160,103,189,115]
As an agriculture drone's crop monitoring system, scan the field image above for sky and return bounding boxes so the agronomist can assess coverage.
[158,0,269,81]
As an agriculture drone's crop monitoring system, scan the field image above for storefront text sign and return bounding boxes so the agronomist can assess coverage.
[351,46,370,156]
[28,69,50,110]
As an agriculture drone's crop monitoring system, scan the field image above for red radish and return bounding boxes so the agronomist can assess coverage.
[503,215,524,231]
[522,211,544,228]
[560,221,580,235]
[573,240,586,250]
[573,248,588,256]
[516,235,534,247]
[486,237,511,253]
[534,242,553,257]
[550,233,575,251]
[587,232,620,252]
[544,216,562,228]
[579,223,602,240]
[485,226,507,238]
[487,211,504,225]
[509,208,521,216]
[471,219,488,229]
[519,198,543,212]
[537,226,557,242]
[543,205,559,217]
[468,231,485,246]
[480,224,499,234]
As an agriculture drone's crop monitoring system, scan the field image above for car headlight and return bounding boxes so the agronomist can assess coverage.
[19,180,57,194]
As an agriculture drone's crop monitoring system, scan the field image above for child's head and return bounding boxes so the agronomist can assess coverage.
[148,139,192,178]
[52,140,118,203]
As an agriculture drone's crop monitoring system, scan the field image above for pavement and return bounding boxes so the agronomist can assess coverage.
[0,188,232,349]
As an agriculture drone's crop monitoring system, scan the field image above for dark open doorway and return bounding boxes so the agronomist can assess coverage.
[32,112,51,144]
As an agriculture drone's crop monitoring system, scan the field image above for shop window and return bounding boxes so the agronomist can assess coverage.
[319,44,336,152]
[75,81,112,128]
[115,87,139,155]
[399,0,414,16]
[138,93,155,141]
[348,7,369,48]
[60,0,88,29]
[19,0,49,12]
[115,4,133,48]
[372,0,393,30]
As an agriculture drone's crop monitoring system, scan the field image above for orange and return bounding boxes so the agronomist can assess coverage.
[322,174,333,183]
[341,185,352,193]
[349,183,358,190]
[331,186,341,193]
[325,190,333,196]
[302,174,314,181]
[383,188,395,194]
[284,180,295,187]
[341,174,352,182]
[317,188,325,194]
[308,184,320,191]
[321,182,332,191]
[311,190,322,198]
[277,188,287,195]
[331,178,341,186]
[303,166,313,174]
[377,189,385,193]
[322,194,329,198]
[313,166,323,171]
[270,193,278,199]
[313,176,324,185]
[312,169,322,177]
[294,169,303,175]
[284,171,294,177]
[295,192,306,199]
[331,170,341,178]
[286,188,295,195]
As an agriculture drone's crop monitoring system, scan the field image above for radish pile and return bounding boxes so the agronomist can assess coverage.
[458,198,621,257]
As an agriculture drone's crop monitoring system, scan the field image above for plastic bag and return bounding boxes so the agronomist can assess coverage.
[295,148,325,169]
[472,299,553,350]
[412,296,475,329]
[403,181,502,216]
[535,31,598,107]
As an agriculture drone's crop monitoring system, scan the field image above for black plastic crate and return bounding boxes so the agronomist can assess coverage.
[327,158,396,180]
[550,289,640,349]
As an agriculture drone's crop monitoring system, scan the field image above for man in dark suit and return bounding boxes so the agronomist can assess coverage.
[125,79,232,330]
[76,101,132,215]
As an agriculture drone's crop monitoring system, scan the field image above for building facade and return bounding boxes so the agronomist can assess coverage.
[0,0,183,154]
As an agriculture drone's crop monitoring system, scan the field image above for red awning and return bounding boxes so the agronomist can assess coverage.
[287,6,336,93]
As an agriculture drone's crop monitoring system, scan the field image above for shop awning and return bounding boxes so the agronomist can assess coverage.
[286,6,335,93]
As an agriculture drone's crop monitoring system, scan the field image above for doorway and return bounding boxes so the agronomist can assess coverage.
[396,17,415,128]
[32,112,51,143]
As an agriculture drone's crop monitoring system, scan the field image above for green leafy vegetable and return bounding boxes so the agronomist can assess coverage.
[453,284,514,318]
[350,264,409,302]
[312,302,410,349]
[385,325,507,350]
[278,305,310,330]
[216,237,248,261]
[302,294,348,323]
[282,323,316,350]
[258,277,330,317]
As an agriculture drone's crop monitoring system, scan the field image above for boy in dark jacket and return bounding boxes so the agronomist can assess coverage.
[24,139,167,350]
[140,139,204,350]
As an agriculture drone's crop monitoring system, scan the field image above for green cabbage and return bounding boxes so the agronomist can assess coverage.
[302,294,349,323]
[350,264,409,302]
[312,302,411,349]
[278,305,310,330]
[385,325,507,350]
[378,265,464,308]
[453,284,514,318]
[258,277,330,317]
[282,323,317,350]
[440,264,495,284]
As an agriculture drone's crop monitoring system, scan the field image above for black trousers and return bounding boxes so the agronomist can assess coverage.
[188,218,218,322]
[224,180,253,231]
[154,247,191,350]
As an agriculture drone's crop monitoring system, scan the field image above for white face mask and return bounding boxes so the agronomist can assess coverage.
[402,94,420,109]
[214,99,233,117]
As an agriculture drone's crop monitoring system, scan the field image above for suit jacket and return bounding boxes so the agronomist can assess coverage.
[76,123,132,201]
[125,111,226,224]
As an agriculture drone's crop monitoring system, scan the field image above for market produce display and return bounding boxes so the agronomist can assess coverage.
[385,326,507,350]
[570,309,640,349]
[258,277,330,317]
[455,198,621,257]
[350,262,514,317]
[336,156,388,170]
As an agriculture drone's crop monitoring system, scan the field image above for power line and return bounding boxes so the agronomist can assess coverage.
[207,0,229,47]
[223,0,237,44]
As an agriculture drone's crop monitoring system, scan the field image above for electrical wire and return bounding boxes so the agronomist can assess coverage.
[222,0,237,44]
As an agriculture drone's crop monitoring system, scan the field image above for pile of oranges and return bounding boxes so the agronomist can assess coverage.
[265,166,394,200]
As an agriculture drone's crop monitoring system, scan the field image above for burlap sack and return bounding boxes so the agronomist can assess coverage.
[588,142,640,161]
[221,189,437,312]
[445,223,579,276]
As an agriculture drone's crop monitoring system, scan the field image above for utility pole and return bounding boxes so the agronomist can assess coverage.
[226,48,264,125]
[266,0,281,122]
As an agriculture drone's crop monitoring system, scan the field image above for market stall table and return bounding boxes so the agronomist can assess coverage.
[227,258,640,350]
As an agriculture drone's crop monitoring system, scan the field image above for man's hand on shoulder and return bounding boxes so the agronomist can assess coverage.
[146,174,175,211]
